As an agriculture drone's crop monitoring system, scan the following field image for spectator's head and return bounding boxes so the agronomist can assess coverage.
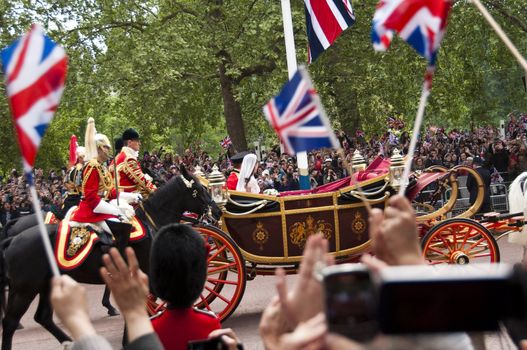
[150,224,207,308]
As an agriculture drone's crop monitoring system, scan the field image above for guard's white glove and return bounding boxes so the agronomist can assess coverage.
[109,200,135,222]
[94,200,122,218]
[144,174,153,182]
[119,192,142,204]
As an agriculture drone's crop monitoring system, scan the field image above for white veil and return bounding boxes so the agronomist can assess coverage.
[236,153,259,193]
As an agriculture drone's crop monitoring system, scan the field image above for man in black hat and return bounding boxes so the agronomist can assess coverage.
[226,151,249,190]
[466,156,491,215]
[115,128,156,198]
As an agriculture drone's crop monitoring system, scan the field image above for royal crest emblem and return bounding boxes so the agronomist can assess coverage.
[289,215,332,249]
[351,211,366,240]
[252,221,269,250]
[67,227,91,257]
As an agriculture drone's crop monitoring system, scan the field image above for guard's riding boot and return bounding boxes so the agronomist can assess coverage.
[105,220,133,259]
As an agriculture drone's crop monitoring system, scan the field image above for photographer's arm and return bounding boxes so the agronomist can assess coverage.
[50,276,112,350]
[259,234,334,349]
[100,248,163,350]
[365,195,424,266]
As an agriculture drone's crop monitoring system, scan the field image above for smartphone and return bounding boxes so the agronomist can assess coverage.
[322,264,378,342]
[187,337,244,350]
[377,263,525,334]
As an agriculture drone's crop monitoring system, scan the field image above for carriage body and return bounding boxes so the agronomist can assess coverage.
[188,160,523,321]
[221,178,388,266]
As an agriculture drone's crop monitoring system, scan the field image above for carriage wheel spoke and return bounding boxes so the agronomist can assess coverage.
[207,278,239,285]
[470,253,492,258]
[208,262,237,275]
[208,245,227,263]
[204,286,230,304]
[428,259,450,265]
[198,294,212,311]
[467,237,486,251]
[426,246,450,258]
[436,233,454,252]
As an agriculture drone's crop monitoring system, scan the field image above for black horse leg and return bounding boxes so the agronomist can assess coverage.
[34,288,71,344]
[2,289,37,350]
[102,286,119,316]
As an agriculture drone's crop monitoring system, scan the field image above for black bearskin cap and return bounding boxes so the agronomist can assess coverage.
[114,137,124,154]
[150,224,207,308]
[122,128,140,141]
[230,151,249,165]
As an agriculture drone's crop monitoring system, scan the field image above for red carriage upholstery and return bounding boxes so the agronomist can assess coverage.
[279,156,391,197]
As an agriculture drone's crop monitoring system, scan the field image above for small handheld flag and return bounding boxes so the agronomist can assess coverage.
[1,24,68,177]
[305,0,355,63]
[371,0,451,65]
[220,136,232,150]
[263,66,339,155]
[1,24,67,278]
[371,0,451,195]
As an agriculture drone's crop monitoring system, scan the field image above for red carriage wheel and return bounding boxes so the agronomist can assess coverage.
[195,225,246,321]
[146,224,246,321]
[421,218,500,265]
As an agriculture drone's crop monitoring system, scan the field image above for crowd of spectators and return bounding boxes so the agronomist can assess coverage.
[1,112,526,227]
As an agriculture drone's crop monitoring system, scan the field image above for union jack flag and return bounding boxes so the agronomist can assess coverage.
[305,0,355,64]
[1,25,68,176]
[371,0,451,65]
[263,66,339,155]
[219,136,232,149]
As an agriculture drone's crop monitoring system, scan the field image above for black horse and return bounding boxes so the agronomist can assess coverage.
[0,167,221,350]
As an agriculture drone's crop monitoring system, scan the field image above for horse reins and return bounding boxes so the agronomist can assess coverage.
[139,201,158,231]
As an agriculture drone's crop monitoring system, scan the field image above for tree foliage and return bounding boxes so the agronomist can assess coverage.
[0,0,525,172]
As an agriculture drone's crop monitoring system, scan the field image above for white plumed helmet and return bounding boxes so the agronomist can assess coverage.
[84,118,111,160]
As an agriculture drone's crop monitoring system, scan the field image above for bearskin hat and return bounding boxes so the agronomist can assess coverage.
[150,224,207,308]
[114,138,124,154]
[122,128,140,141]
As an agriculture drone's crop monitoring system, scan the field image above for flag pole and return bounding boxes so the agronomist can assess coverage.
[280,0,310,190]
[398,68,433,195]
[27,174,60,277]
[470,0,527,72]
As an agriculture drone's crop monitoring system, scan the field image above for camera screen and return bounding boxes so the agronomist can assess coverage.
[324,268,378,342]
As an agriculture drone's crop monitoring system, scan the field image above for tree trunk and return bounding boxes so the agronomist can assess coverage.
[218,61,248,152]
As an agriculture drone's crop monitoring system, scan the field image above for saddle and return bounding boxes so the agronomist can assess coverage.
[55,207,148,270]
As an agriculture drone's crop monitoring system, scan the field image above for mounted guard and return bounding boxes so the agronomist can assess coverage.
[70,118,140,250]
[54,146,86,221]
[114,128,156,198]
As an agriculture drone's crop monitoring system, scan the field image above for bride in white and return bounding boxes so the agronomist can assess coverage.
[236,153,260,194]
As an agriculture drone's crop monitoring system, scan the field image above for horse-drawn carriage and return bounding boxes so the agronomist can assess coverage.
[149,150,526,322]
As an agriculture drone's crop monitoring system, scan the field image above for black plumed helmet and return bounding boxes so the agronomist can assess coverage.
[122,128,140,141]
[150,224,207,308]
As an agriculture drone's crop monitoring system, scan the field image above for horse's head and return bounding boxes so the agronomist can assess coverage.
[143,165,222,228]
[179,165,222,222]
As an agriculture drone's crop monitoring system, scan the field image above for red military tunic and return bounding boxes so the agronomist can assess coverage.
[226,169,239,191]
[151,307,221,350]
[115,146,156,198]
[71,159,117,223]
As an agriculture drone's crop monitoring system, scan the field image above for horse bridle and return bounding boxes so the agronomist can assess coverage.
[138,177,217,230]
